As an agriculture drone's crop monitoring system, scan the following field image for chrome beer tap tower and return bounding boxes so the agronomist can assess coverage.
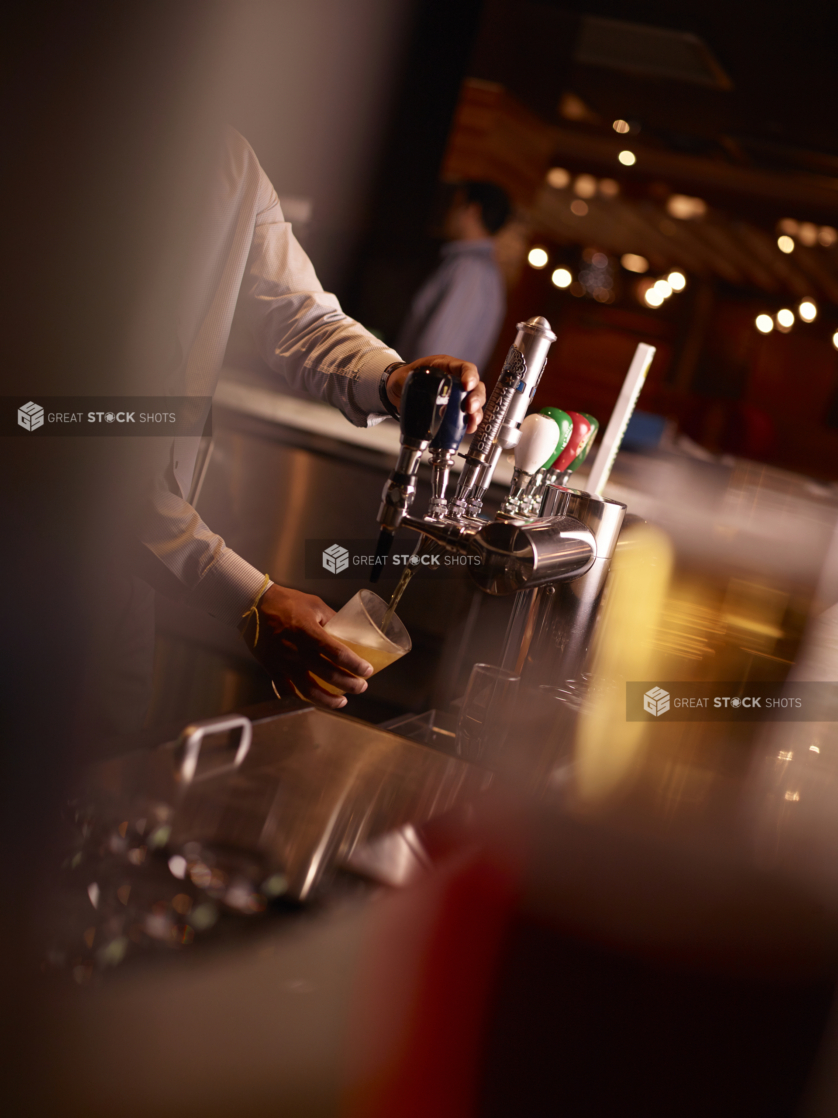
[373,315,629,685]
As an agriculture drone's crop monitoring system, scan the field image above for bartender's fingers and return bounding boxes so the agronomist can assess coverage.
[273,671,350,711]
[390,354,480,396]
[297,623,374,683]
[388,355,485,432]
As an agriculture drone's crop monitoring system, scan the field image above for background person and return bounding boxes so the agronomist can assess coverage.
[396,180,511,374]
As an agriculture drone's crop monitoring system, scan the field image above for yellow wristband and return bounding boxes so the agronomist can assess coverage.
[241,572,271,647]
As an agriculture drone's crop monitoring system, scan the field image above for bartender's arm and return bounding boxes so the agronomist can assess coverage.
[141,131,485,708]
[251,358,483,709]
[240,161,485,707]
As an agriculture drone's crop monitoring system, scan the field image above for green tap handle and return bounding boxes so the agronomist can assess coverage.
[538,407,574,469]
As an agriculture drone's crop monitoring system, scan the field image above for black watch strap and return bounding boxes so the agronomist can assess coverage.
[379,362,404,421]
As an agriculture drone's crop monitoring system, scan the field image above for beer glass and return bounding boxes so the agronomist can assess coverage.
[314,589,411,695]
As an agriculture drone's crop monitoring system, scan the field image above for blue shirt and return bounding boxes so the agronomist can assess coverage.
[396,240,506,373]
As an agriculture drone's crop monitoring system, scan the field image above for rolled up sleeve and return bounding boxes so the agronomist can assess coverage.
[242,178,402,427]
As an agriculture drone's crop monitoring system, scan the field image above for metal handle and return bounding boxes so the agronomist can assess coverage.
[176,713,253,785]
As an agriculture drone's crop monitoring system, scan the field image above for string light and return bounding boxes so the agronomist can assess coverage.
[776,308,794,330]
[798,223,818,247]
[612,119,630,134]
[653,279,673,299]
[546,167,570,189]
[668,271,686,290]
[528,247,549,269]
[644,287,663,307]
[667,195,706,220]
[777,235,795,254]
[574,174,597,198]
[618,150,636,166]
[755,314,774,334]
[799,300,817,322]
[551,267,572,288]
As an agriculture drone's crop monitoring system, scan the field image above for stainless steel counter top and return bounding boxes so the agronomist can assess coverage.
[86,704,489,902]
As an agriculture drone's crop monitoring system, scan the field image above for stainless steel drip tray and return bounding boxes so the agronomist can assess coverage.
[84,705,487,901]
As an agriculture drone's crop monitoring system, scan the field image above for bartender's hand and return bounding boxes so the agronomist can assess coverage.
[246,585,373,710]
[386,356,485,432]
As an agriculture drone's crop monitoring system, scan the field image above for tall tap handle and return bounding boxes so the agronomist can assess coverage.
[399,366,453,446]
[566,413,599,473]
[538,407,574,469]
[513,413,561,475]
[551,410,593,474]
[429,379,467,453]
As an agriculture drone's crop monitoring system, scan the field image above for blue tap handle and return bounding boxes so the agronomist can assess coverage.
[429,379,467,453]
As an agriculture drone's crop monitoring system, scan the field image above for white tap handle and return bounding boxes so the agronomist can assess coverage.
[514,413,560,475]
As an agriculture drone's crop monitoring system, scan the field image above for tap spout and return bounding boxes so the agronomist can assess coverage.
[400,514,596,595]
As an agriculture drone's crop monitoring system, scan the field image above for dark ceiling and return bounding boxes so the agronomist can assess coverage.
[470,1,838,169]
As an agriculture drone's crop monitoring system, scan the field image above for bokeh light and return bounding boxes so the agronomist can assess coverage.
[799,300,817,322]
[666,195,707,220]
[777,235,795,254]
[612,119,630,134]
[621,253,648,273]
[546,167,570,189]
[653,279,673,298]
[528,247,549,269]
[644,287,664,307]
[755,314,774,334]
[618,150,636,166]
[777,308,795,329]
[574,174,597,198]
[667,271,686,290]
[798,223,818,247]
[570,199,589,216]
[551,267,572,288]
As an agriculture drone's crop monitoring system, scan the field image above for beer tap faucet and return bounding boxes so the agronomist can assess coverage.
[519,406,573,516]
[448,316,556,521]
[497,412,562,521]
[371,367,452,582]
[426,379,467,520]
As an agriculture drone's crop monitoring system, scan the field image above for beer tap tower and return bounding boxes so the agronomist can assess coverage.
[372,317,654,685]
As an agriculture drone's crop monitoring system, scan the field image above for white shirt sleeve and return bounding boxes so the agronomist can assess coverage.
[241,170,402,426]
[138,140,403,625]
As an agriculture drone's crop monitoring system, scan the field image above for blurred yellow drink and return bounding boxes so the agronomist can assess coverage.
[310,589,411,697]
[312,637,402,695]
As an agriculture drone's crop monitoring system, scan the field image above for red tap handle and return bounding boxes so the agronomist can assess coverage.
[550,410,593,473]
